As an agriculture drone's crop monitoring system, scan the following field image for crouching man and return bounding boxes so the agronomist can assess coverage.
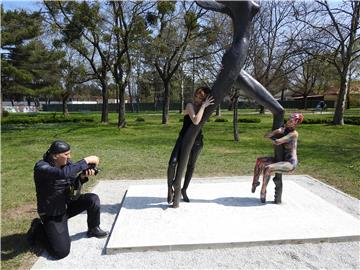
[27,140,108,259]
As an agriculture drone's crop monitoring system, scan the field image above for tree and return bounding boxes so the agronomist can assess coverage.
[294,0,360,124]
[58,51,89,115]
[145,2,206,124]
[1,6,63,105]
[107,1,153,127]
[44,1,111,123]
[246,0,305,113]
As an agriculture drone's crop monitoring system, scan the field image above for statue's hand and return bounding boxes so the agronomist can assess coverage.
[202,95,215,108]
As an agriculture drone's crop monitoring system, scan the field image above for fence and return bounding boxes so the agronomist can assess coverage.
[41,100,335,112]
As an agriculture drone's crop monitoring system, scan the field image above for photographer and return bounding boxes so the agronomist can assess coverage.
[27,140,108,259]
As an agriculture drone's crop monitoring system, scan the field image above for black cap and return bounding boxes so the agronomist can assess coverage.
[48,140,70,154]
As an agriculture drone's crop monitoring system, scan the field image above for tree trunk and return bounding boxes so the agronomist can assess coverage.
[128,79,134,113]
[101,81,109,123]
[259,105,265,114]
[333,74,348,125]
[179,77,184,114]
[118,84,126,128]
[216,104,221,116]
[162,80,171,124]
[233,97,239,142]
[62,98,69,116]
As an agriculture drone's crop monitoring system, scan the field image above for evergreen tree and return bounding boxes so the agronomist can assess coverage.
[1,6,63,105]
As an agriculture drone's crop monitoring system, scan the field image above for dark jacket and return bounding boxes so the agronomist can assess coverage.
[34,159,89,216]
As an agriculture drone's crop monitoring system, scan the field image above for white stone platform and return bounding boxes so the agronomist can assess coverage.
[106,179,360,254]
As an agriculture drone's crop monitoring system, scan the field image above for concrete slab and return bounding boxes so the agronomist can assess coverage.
[31,176,360,270]
[106,180,360,254]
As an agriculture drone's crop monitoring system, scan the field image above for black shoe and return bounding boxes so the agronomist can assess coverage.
[181,188,190,202]
[87,226,108,238]
[27,218,42,245]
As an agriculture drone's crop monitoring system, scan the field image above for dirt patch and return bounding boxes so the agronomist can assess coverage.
[2,203,37,220]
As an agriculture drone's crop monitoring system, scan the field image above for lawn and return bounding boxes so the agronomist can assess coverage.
[1,109,359,269]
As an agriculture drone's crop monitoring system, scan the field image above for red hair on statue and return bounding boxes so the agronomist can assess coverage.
[289,113,304,126]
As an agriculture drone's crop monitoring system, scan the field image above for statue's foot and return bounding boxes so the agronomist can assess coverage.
[167,187,174,204]
[251,181,260,193]
[181,188,190,202]
[274,181,282,204]
[172,189,181,208]
[274,196,282,204]
[260,191,266,203]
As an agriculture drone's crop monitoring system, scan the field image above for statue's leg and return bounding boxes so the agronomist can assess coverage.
[167,139,182,204]
[236,70,285,202]
[252,157,274,193]
[261,172,272,203]
[273,175,283,204]
[263,162,293,203]
[182,136,204,202]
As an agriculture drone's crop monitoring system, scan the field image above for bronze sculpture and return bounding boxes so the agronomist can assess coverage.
[168,1,285,208]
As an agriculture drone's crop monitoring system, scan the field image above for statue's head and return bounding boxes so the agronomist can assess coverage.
[285,113,304,130]
[193,86,211,106]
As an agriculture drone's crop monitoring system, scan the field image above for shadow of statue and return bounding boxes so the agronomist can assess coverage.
[119,196,269,210]
[1,233,43,261]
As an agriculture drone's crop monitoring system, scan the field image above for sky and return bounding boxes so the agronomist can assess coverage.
[1,0,42,11]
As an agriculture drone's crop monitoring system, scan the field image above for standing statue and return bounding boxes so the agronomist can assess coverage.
[168,1,285,208]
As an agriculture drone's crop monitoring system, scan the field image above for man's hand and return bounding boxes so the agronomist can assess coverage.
[84,156,100,166]
[81,169,96,178]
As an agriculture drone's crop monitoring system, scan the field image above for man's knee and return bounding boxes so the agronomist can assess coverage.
[79,193,100,210]
[86,193,100,207]
[52,245,70,259]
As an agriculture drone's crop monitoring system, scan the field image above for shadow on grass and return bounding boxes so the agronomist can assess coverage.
[1,233,43,261]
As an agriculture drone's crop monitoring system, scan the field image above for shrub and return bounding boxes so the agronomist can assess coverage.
[2,110,9,117]
[135,117,145,122]
[344,117,360,125]
[302,118,332,124]
[300,116,360,125]
[238,118,261,123]
[1,115,95,125]
[214,118,228,122]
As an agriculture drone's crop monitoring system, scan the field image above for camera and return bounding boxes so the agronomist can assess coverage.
[83,163,100,175]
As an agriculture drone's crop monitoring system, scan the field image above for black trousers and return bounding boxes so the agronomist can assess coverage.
[39,193,101,259]
[167,135,204,190]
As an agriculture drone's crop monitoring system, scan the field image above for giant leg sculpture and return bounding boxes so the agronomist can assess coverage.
[169,1,260,208]
[236,70,285,203]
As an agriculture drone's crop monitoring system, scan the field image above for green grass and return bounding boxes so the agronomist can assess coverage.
[1,109,360,269]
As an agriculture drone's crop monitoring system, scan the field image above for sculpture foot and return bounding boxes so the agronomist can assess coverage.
[274,187,282,204]
[251,181,260,193]
[274,177,283,204]
[172,189,181,208]
[181,188,190,202]
[260,191,266,203]
[167,187,174,204]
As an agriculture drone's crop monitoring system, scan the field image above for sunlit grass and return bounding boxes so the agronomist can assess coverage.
[1,109,359,269]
